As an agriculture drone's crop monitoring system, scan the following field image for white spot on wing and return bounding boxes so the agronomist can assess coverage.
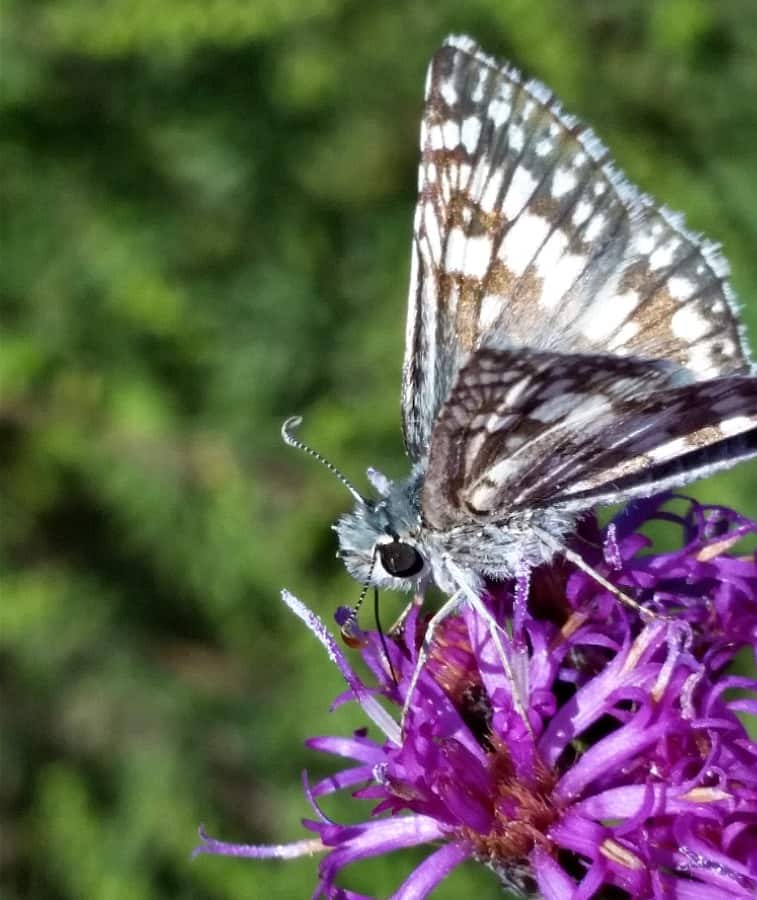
[533,228,568,279]
[442,120,459,149]
[552,167,578,198]
[720,415,754,437]
[463,430,488,469]
[686,342,714,376]
[667,276,695,302]
[423,200,442,260]
[647,436,691,462]
[562,395,613,426]
[461,234,493,279]
[671,305,710,341]
[583,212,606,244]
[508,123,525,153]
[501,166,539,221]
[498,211,550,276]
[489,97,510,127]
[530,227,587,311]
[472,69,489,103]
[479,169,505,213]
[504,376,532,407]
[719,338,735,356]
[538,250,587,312]
[634,230,655,256]
[529,392,612,426]
[440,77,458,108]
[581,290,639,342]
[649,239,680,271]
[539,377,575,399]
[606,320,640,350]
[485,413,511,432]
[479,293,502,330]
[572,199,594,228]
[469,461,520,509]
[428,125,445,151]
[468,156,489,198]
[445,227,466,271]
[531,393,586,423]
[461,116,482,155]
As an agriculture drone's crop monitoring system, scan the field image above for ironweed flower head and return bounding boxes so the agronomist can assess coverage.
[196,497,757,898]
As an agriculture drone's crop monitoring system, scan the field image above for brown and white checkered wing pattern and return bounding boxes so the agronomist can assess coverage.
[422,348,757,530]
[402,35,752,462]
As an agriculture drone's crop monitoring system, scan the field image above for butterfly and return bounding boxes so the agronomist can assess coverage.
[285,35,757,635]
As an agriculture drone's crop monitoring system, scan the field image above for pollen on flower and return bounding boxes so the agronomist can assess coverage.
[682,786,732,803]
[600,838,644,870]
[461,744,559,863]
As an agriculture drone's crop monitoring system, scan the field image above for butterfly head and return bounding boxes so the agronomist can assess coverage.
[335,466,429,591]
[281,416,429,591]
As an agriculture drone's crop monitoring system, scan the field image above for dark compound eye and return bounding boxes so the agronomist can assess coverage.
[378,540,424,578]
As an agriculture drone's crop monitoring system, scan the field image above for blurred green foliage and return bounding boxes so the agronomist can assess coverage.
[2,2,757,898]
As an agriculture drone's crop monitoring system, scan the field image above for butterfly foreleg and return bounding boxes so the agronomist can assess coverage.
[388,591,425,637]
[446,560,533,736]
[401,589,466,730]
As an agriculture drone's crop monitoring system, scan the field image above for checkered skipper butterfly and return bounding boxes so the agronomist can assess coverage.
[285,36,757,632]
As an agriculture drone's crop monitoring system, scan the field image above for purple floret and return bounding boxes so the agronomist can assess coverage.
[196,497,757,898]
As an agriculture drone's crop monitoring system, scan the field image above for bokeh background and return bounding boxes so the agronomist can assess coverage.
[3,2,757,898]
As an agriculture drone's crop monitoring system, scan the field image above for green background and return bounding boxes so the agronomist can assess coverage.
[3,2,757,898]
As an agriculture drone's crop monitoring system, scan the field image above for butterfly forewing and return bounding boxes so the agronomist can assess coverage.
[402,35,752,462]
[422,347,757,530]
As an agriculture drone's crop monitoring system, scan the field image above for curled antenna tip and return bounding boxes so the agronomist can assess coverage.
[280,415,366,505]
[281,415,304,445]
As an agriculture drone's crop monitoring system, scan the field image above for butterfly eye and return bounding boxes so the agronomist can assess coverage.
[378,540,424,578]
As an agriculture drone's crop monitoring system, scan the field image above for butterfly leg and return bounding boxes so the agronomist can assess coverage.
[401,590,465,730]
[388,591,425,637]
[513,557,531,640]
[538,530,670,621]
[446,560,533,736]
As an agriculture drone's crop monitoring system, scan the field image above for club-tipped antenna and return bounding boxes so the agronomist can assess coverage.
[281,416,365,504]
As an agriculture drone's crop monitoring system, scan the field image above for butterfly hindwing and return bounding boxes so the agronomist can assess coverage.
[402,35,752,462]
[421,347,757,530]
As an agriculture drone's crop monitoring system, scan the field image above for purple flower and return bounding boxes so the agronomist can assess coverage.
[195,497,757,898]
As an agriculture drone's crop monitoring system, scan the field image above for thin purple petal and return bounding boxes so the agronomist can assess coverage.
[388,842,471,899]
[193,825,324,860]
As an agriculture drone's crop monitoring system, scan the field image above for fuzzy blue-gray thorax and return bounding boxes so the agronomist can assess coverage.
[335,464,429,591]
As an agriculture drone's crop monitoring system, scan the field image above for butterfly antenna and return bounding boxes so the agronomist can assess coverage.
[281,416,366,504]
[339,552,376,645]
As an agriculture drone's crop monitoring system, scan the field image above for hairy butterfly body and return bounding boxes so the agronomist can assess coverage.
[301,36,757,611]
